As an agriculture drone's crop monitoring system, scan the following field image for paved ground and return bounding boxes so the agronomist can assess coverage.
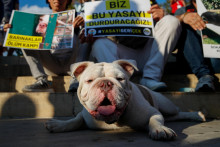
[0,118,220,147]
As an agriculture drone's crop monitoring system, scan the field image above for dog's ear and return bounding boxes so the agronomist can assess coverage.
[113,60,139,77]
[70,61,94,80]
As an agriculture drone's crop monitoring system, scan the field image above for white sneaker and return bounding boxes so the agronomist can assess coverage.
[195,75,215,92]
[140,78,167,92]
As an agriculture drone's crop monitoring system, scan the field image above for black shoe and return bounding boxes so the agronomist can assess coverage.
[195,75,215,92]
[22,79,54,92]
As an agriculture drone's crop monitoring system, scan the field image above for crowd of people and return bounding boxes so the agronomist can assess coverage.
[1,0,219,93]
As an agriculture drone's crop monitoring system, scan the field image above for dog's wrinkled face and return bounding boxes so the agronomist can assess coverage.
[36,15,49,36]
[72,60,137,124]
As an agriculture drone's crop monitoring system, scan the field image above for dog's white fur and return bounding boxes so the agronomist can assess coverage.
[36,15,49,36]
[45,60,205,140]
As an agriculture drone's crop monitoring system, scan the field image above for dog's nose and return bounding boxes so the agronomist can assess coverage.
[99,80,113,91]
[40,23,46,28]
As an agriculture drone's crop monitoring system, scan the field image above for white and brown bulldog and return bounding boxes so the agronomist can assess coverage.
[45,60,205,140]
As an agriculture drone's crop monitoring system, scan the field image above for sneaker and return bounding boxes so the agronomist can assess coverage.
[195,75,215,92]
[140,78,167,92]
[22,79,54,92]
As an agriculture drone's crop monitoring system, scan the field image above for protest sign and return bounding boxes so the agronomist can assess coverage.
[196,0,220,58]
[84,0,154,37]
[3,10,75,50]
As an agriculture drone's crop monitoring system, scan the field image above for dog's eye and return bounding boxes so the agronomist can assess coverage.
[87,79,93,83]
[116,77,124,81]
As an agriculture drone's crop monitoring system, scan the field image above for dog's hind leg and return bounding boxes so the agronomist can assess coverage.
[150,91,180,116]
[136,84,180,116]
[45,112,85,133]
[165,111,206,122]
[148,91,206,122]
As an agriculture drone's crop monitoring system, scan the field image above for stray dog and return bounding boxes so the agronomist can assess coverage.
[45,60,205,140]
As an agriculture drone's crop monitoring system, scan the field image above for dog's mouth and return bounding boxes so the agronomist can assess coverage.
[88,95,128,124]
[97,97,116,116]
[87,84,129,124]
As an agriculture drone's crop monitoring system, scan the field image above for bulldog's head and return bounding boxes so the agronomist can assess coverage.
[71,60,138,124]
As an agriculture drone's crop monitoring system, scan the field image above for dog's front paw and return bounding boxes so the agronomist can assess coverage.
[149,125,177,140]
[45,119,68,133]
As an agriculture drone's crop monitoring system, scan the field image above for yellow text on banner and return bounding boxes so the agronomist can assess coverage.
[5,40,40,49]
[86,19,152,26]
[7,34,43,43]
[86,11,151,20]
[106,0,130,10]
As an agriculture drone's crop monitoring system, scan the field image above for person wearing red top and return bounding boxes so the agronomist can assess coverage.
[171,0,186,15]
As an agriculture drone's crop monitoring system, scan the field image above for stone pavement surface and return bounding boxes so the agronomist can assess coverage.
[0,118,220,147]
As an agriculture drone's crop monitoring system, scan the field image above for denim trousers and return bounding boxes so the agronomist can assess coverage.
[178,25,213,79]
[90,15,181,82]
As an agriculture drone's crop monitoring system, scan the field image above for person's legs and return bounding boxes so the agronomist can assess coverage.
[181,26,215,91]
[90,37,148,67]
[22,49,48,80]
[183,26,212,78]
[89,38,118,62]
[68,36,91,92]
[22,49,63,92]
[140,15,182,91]
[74,36,91,63]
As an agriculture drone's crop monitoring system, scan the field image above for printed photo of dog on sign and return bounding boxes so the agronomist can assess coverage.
[35,15,49,49]
[35,11,74,49]
[197,0,220,45]
[51,12,73,49]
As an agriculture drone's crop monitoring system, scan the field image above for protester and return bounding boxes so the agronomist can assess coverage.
[175,0,215,92]
[4,0,90,92]
[171,0,186,15]
[80,0,182,92]
[0,0,19,56]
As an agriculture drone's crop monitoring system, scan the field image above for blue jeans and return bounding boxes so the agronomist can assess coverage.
[178,25,213,79]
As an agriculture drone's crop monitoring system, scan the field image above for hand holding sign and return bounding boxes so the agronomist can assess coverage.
[183,12,206,31]
[73,16,85,28]
[147,4,165,22]
[79,28,98,44]
[3,24,12,32]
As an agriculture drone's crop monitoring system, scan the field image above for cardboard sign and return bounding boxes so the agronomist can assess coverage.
[85,0,154,37]
[4,10,75,50]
